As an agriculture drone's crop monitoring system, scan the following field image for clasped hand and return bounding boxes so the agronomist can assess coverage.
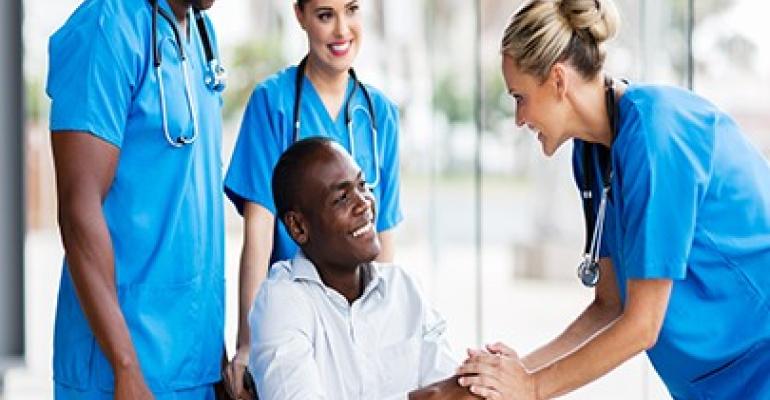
[455,342,538,400]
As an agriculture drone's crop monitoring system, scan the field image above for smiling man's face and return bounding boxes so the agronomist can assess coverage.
[294,142,380,271]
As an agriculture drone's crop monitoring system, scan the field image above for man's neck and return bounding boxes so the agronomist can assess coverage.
[166,0,191,34]
[314,261,364,305]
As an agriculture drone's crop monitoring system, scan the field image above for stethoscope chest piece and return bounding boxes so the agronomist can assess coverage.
[578,257,600,288]
[205,60,227,92]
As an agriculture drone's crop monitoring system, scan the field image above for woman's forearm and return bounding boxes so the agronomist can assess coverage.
[235,203,275,352]
[533,279,672,399]
[523,299,620,371]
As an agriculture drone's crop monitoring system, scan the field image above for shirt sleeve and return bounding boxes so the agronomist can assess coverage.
[375,100,404,232]
[224,86,285,215]
[249,280,326,399]
[46,4,137,147]
[615,102,711,279]
[418,305,458,386]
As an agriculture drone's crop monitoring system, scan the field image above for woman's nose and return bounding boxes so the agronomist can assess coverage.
[515,112,527,128]
[335,16,350,37]
[514,107,525,128]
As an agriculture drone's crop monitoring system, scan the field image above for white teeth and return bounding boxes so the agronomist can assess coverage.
[352,221,373,238]
[330,41,351,52]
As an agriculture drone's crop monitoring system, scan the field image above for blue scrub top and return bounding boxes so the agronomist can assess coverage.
[47,0,225,394]
[225,66,403,265]
[573,84,770,399]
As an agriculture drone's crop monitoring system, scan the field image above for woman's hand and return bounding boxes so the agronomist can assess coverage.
[456,343,538,400]
[222,347,253,400]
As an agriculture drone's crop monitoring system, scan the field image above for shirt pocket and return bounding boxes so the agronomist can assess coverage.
[689,339,770,400]
[376,337,421,397]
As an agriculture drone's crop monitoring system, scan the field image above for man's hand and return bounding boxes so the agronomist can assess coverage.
[409,376,482,400]
[114,365,153,400]
[456,345,538,400]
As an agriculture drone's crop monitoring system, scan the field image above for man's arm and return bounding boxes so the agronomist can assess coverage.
[52,132,151,399]
[409,285,479,400]
[250,282,326,399]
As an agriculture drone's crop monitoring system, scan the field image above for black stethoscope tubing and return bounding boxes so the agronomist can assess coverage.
[292,55,381,188]
[150,0,216,71]
[578,76,619,287]
[149,0,226,147]
[292,55,377,143]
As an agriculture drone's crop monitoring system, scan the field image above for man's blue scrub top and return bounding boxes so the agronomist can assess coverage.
[224,66,403,264]
[573,84,770,399]
[47,0,225,394]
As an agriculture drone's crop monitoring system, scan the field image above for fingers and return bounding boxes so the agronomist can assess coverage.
[469,385,504,400]
[458,375,505,399]
[466,347,485,357]
[486,342,517,357]
[456,353,508,378]
[222,366,235,398]
[232,366,245,398]
[223,361,247,399]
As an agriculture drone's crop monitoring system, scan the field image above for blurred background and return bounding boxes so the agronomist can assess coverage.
[2,0,769,398]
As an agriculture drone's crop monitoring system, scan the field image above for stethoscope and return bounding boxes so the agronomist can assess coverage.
[293,56,381,189]
[149,0,227,147]
[577,76,619,288]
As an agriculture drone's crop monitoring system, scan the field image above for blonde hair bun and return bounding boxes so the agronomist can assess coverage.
[557,0,619,44]
[501,0,621,80]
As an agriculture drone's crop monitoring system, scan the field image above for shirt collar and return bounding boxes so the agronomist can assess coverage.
[291,251,387,300]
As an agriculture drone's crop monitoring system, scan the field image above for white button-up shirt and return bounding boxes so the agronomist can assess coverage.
[249,252,457,400]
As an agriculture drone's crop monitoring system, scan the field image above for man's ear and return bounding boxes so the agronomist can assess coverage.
[285,211,309,245]
[294,3,307,31]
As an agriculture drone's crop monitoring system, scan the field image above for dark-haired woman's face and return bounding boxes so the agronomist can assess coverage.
[295,0,362,74]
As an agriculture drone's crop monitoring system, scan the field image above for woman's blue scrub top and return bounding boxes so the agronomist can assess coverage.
[573,84,770,399]
[224,66,403,265]
[47,0,225,394]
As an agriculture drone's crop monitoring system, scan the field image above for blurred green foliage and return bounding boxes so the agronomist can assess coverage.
[221,35,287,123]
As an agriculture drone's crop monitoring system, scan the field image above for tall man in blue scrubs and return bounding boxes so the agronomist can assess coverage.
[47,0,225,398]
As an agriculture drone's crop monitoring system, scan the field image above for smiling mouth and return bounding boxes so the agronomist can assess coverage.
[351,220,374,238]
[328,40,352,56]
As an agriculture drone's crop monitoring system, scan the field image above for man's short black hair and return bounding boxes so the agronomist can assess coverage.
[272,137,335,224]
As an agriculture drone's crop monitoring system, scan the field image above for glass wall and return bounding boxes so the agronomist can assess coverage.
[14,0,769,398]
